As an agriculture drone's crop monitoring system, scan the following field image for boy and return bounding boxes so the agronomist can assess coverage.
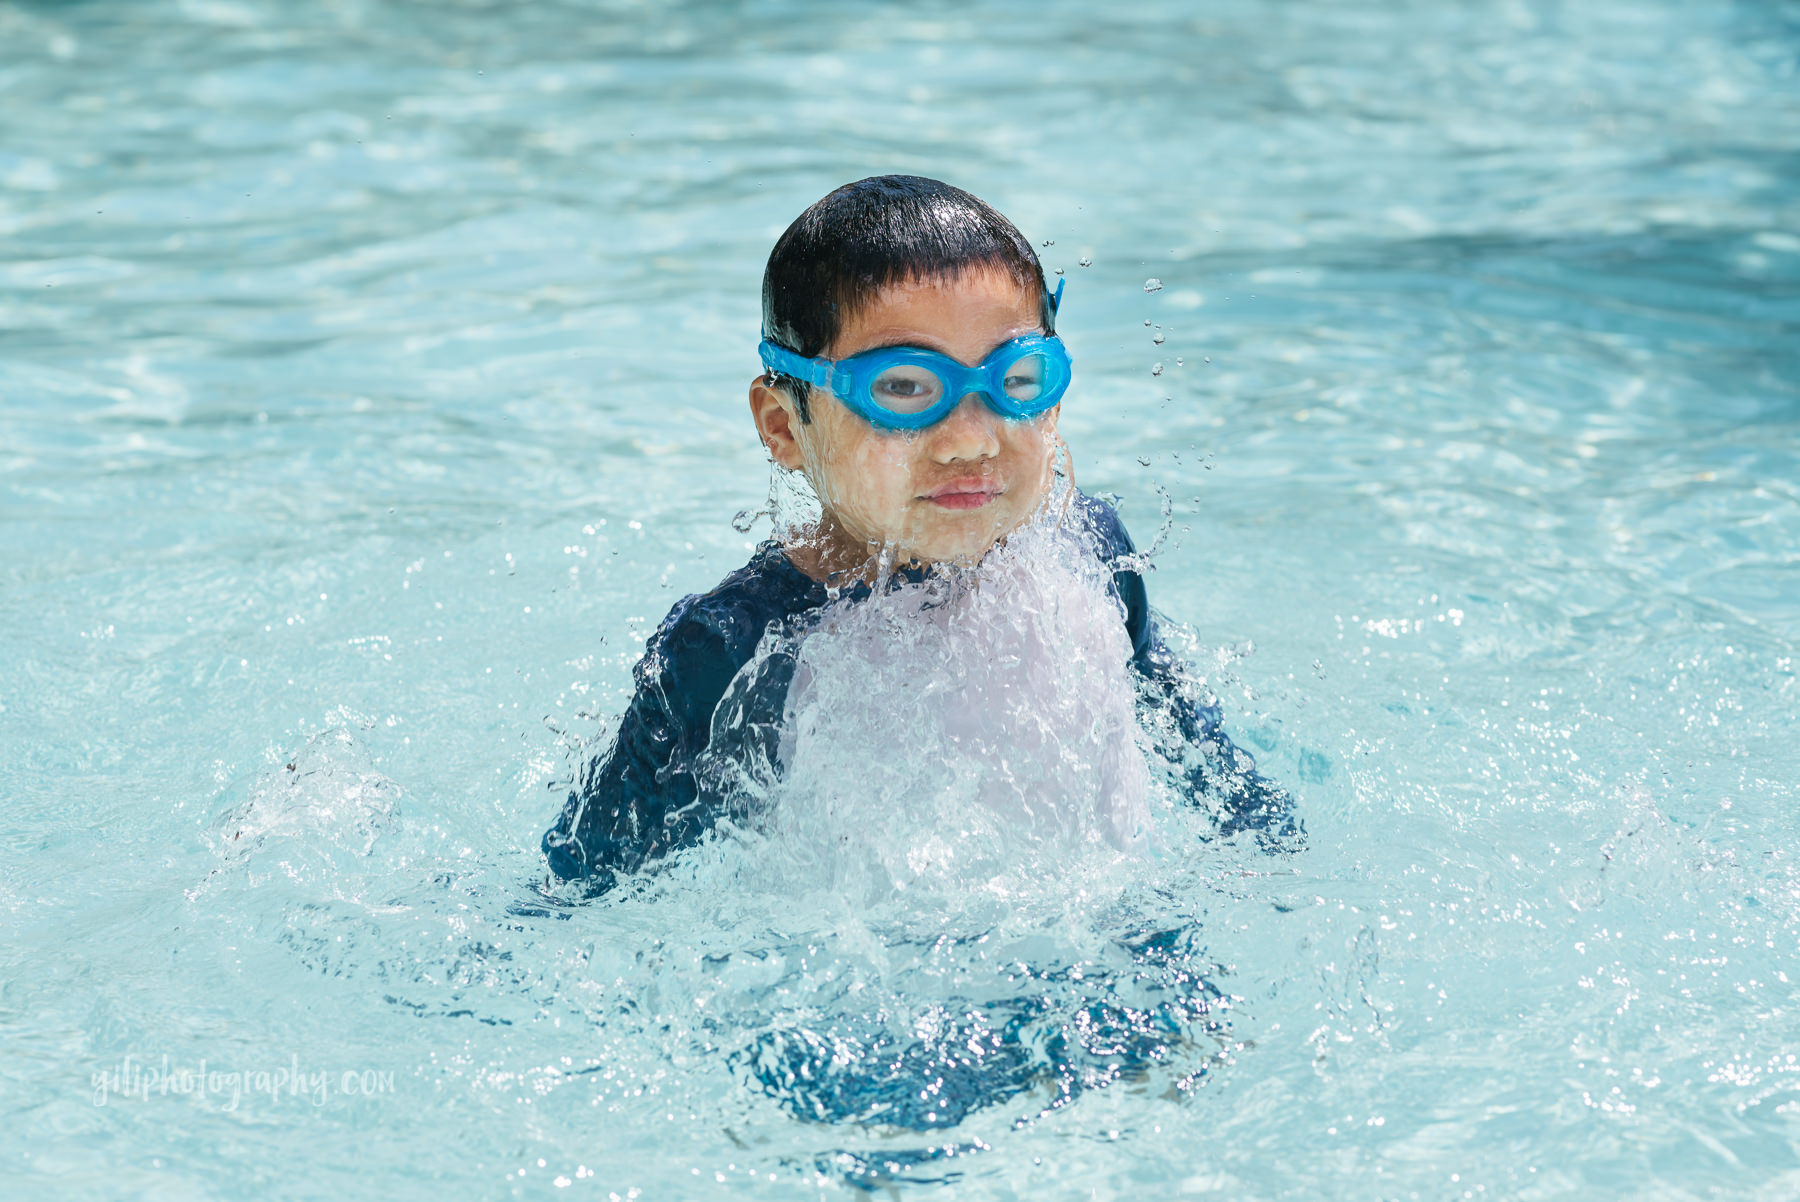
[543,175,1296,891]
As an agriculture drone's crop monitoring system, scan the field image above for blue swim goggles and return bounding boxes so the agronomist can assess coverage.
[757,282,1072,431]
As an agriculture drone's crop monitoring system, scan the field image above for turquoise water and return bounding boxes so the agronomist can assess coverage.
[4,0,1799,1196]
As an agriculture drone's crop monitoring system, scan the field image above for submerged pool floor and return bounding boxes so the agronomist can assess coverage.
[3,0,1798,1197]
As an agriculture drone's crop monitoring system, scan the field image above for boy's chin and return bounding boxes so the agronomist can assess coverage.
[904,539,997,567]
[901,512,1025,566]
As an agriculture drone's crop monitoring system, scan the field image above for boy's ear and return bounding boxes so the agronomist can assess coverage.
[749,377,806,472]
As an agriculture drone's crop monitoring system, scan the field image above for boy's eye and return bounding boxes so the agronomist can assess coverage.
[869,365,944,413]
[1002,353,1047,402]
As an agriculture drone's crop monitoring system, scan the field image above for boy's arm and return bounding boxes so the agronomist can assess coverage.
[1080,494,1305,851]
[1125,611,1304,849]
[541,601,746,890]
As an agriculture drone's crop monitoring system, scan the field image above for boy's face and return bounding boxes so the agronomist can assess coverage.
[750,266,1060,569]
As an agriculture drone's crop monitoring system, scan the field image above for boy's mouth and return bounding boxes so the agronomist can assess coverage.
[922,480,1001,510]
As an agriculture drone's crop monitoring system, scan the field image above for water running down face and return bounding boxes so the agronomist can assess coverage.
[749,266,1062,575]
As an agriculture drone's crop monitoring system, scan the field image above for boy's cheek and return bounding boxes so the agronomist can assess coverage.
[802,451,911,538]
[1001,425,1059,494]
[822,434,917,496]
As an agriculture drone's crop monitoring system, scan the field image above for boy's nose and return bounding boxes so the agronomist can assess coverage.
[929,392,1002,463]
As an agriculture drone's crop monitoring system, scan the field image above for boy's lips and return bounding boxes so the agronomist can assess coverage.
[922,480,1001,510]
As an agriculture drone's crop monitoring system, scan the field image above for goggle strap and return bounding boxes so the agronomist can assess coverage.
[758,340,834,390]
[1050,276,1066,316]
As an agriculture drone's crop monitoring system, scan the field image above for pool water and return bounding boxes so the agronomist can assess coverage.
[4,0,1798,1196]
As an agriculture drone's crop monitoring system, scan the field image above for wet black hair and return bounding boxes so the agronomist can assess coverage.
[760,175,1055,423]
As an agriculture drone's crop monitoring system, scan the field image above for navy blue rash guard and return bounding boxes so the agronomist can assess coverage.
[542,492,1300,890]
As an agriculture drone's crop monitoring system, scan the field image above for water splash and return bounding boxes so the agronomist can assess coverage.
[705,490,1157,918]
[205,725,401,872]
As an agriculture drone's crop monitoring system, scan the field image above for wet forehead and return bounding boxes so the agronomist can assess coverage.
[830,267,1041,362]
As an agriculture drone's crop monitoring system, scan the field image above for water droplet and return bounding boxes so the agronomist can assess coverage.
[1152,331,1165,344]
[1203,356,1211,363]
[1144,319,1152,327]
[1143,278,1163,293]
[1151,363,1164,376]
[1137,456,1151,467]
[731,509,762,534]
[1041,239,1055,247]
[1054,267,1064,276]
[1078,256,1092,267]
[1175,357,1183,366]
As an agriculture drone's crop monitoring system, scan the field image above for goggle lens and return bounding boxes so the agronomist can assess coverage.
[1000,350,1048,404]
[869,363,947,414]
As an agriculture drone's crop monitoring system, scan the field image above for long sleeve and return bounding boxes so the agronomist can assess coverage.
[541,599,742,888]
[1078,494,1305,851]
[541,546,823,891]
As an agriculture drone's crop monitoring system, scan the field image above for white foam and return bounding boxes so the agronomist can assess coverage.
[735,497,1153,911]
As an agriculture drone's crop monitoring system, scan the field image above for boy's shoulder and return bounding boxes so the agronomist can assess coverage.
[644,543,823,676]
[1068,489,1139,561]
[1066,489,1156,664]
